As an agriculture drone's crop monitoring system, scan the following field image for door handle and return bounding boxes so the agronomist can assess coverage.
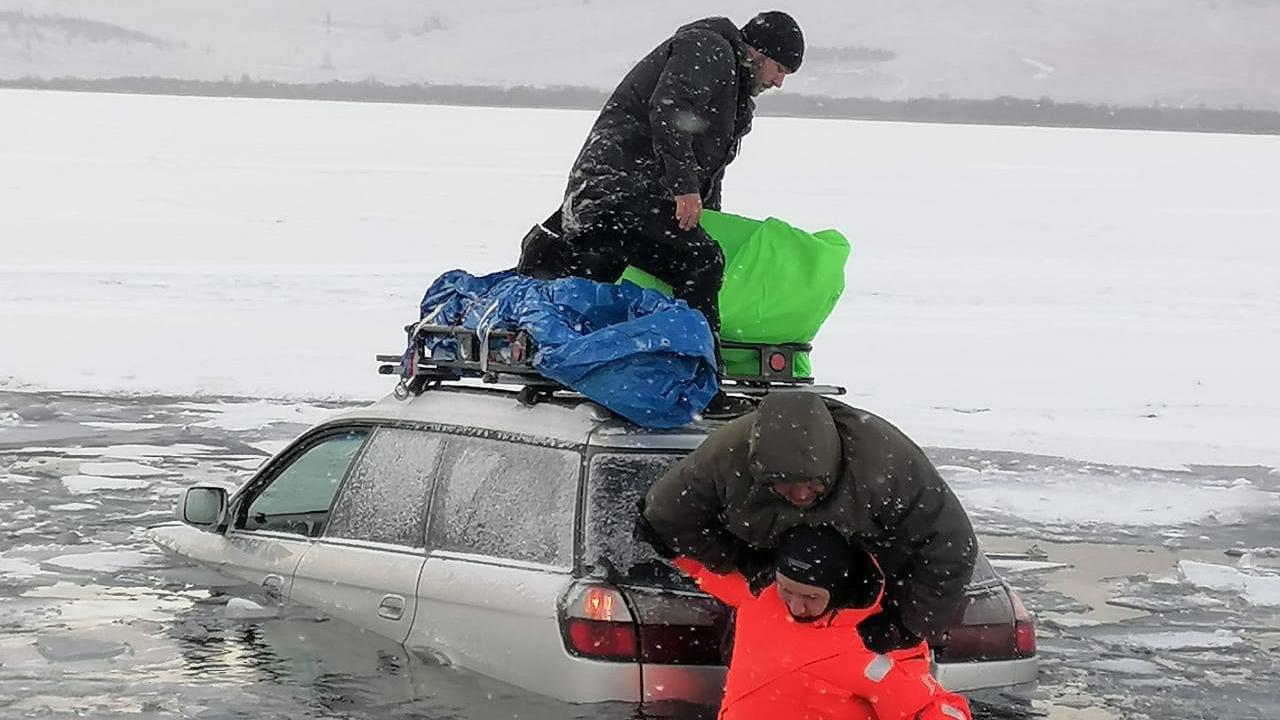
[262,573,284,598]
[378,594,406,621]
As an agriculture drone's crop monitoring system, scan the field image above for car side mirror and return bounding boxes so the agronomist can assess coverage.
[179,486,227,530]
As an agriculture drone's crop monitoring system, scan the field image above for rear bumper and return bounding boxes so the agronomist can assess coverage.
[934,655,1038,691]
[634,657,1036,714]
[643,663,725,707]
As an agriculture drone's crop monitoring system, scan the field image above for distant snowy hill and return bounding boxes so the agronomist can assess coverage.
[2,0,1279,110]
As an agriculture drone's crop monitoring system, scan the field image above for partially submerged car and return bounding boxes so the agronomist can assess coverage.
[151,379,1036,715]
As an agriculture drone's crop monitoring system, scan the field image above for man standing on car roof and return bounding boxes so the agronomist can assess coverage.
[516,12,804,415]
[639,392,979,653]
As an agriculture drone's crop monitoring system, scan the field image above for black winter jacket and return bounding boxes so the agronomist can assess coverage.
[561,17,755,232]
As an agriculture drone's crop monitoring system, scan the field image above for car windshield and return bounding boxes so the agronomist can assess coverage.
[583,451,696,590]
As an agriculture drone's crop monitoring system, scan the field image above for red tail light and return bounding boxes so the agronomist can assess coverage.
[1011,588,1037,657]
[560,585,638,661]
[768,352,787,372]
[565,618,638,660]
[561,584,729,666]
[934,586,1036,662]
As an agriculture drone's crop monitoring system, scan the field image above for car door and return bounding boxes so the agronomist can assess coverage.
[220,427,369,600]
[408,433,585,697]
[290,426,444,644]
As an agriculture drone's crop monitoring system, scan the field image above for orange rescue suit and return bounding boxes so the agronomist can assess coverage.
[674,557,972,720]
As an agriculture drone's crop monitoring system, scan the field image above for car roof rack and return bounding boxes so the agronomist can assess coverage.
[376,322,845,407]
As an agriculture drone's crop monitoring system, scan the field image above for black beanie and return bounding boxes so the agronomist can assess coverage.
[776,525,882,609]
[741,11,805,72]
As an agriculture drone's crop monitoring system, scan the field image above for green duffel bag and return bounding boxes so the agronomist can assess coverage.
[620,210,851,378]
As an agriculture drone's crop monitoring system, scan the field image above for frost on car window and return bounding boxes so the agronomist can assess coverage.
[326,428,443,547]
[585,453,689,587]
[430,436,579,566]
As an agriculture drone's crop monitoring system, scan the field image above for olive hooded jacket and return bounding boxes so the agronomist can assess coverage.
[645,394,978,644]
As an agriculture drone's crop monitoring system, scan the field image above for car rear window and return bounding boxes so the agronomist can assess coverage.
[583,451,695,589]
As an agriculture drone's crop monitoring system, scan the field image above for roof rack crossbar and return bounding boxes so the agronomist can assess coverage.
[379,322,845,399]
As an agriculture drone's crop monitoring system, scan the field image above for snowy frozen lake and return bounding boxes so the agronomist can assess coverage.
[2,89,1278,471]
[2,89,1279,716]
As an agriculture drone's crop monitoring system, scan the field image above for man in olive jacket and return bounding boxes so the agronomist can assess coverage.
[642,392,978,653]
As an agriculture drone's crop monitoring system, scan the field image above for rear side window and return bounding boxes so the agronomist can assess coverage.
[428,435,579,567]
[326,428,444,547]
[243,430,368,537]
[584,452,688,588]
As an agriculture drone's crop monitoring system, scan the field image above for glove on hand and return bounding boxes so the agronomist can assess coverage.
[857,606,921,654]
[633,498,676,559]
[736,546,777,594]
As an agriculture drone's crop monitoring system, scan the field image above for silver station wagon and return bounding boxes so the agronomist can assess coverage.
[152,384,1037,716]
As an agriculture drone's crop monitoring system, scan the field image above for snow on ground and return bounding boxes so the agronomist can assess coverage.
[1,89,1278,470]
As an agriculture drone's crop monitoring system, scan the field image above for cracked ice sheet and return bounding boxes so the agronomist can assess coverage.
[1097,629,1244,651]
[43,549,157,572]
[61,475,152,494]
[77,461,170,478]
[989,559,1071,574]
[249,440,291,455]
[12,444,222,458]
[0,556,50,580]
[81,421,166,431]
[1179,560,1280,607]
[943,467,1279,528]
[175,400,336,431]
[49,502,98,512]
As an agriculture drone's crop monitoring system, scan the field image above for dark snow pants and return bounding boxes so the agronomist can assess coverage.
[558,202,726,333]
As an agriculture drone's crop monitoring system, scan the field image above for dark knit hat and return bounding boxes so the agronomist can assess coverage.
[776,525,882,609]
[741,11,805,72]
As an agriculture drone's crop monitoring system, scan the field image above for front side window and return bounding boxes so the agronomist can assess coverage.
[241,430,367,537]
[428,435,579,567]
[326,428,444,547]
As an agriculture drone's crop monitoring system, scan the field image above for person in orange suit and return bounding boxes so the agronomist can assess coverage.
[673,524,972,720]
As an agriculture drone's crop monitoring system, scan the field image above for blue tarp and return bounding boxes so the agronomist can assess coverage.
[410,269,719,429]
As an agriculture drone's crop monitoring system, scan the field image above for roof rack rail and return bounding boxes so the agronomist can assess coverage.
[377,322,845,401]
